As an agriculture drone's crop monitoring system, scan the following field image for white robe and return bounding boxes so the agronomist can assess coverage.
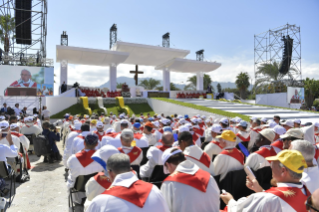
[140,146,166,178]
[133,135,149,148]
[245,145,274,171]
[213,147,244,181]
[227,183,308,212]
[161,160,220,212]
[101,135,121,149]
[20,125,42,136]
[183,145,214,175]
[142,133,157,146]
[63,131,80,168]
[119,146,143,165]
[204,127,213,142]
[301,166,319,193]
[71,132,100,154]
[204,140,223,160]
[86,172,170,212]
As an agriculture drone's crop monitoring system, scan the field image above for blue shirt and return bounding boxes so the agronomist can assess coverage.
[42,129,60,153]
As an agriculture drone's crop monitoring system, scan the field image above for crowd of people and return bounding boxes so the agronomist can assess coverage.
[1,104,319,211]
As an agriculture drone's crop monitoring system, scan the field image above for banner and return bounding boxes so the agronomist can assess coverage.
[0,65,54,96]
[287,87,305,104]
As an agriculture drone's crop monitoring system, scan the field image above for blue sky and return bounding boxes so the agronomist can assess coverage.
[47,0,319,90]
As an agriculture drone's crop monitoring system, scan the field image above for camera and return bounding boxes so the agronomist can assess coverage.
[49,124,56,132]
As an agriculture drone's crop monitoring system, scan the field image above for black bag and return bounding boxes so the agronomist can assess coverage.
[33,133,51,156]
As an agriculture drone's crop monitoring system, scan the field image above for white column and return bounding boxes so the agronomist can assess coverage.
[109,65,117,91]
[163,68,170,92]
[196,72,204,91]
[60,60,68,94]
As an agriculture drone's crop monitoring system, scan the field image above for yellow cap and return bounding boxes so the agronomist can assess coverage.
[91,119,97,125]
[171,115,174,118]
[216,130,236,142]
[266,150,307,174]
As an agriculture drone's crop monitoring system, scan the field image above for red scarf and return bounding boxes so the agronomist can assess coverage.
[255,146,277,162]
[220,148,245,165]
[192,133,199,145]
[134,133,143,140]
[94,131,106,141]
[94,172,112,189]
[211,141,223,149]
[75,150,96,167]
[185,152,211,168]
[118,146,142,163]
[236,132,250,142]
[156,145,172,152]
[101,180,153,208]
[271,140,283,150]
[164,169,210,192]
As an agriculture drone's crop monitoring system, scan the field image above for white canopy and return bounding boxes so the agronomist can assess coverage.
[56,45,129,66]
[155,58,221,73]
[112,41,190,66]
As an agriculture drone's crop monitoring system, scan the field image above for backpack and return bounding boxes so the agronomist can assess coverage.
[33,132,52,156]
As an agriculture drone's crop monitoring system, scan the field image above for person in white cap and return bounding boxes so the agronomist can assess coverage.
[219,118,230,131]
[178,131,214,175]
[249,119,262,151]
[10,123,30,152]
[71,124,101,154]
[204,118,213,142]
[63,121,82,168]
[270,125,286,154]
[67,134,103,206]
[293,119,301,128]
[117,129,143,165]
[213,130,244,181]
[20,116,42,136]
[203,124,223,160]
[245,129,276,171]
[0,121,22,148]
[249,116,258,127]
[93,121,107,142]
[142,121,157,146]
[282,120,294,131]
[314,122,319,144]
[102,117,111,130]
[86,153,170,212]
[191,118,205,139]
[84,145,119,209]
[280,128,304,150]
[140,132,174,178]
[260,117,268,125]
[160,147,220,212]
[101,120,131,148]
[235,120,250,144]
[289,140,319,193]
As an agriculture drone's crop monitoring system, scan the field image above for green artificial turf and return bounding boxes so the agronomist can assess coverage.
[153,98,251,121]
[51,103,155,118]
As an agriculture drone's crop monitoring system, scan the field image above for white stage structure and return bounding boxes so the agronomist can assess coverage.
[56,41,221,92]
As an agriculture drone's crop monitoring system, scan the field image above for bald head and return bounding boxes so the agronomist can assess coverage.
[312,188,319,210]
[162,132,174,146]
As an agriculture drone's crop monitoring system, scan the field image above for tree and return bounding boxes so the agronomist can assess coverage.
[157,82,180,91]
[0,15,15,53]
[117,83,124,89]
[254,61,298,93]
[235,72,250,99]
[138,78,160,90]
[184,74,213,91]
[304,78,319,108]
[217,83,222,93]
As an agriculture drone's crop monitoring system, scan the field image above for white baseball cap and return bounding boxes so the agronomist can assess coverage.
[120,119,129,125]
[265,120,278,128]
[119,113,125,119]
[211,124,223,134]
[259,128,276,142]
[190,118,198,124]
[280,128,304,139]
[10,123,19,130]
[0,121,9,129]
[160,118,170,125]
[294,119,301,124]
[91,145,120,170]
[157,114,162,119]
[201,115,206,119]
[185,123,193,129]
[161,147,183,174]
[74,121,82,130]
[273,125,286,135]
[250,117,258,121]
[96,121,104,128]
[219,118,229,125]
[314,122,319,128]
[152,121,160,128]
[0,116,5,121]
[261,117,268,123]
[177,115,183,119]
[283,120,294,128]
[178,125,189,133]
[178,118,186,125]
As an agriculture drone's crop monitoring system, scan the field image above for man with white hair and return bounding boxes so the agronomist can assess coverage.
[86,153,170,212]
[289,139,319,193]
[213,130,244,180]
[63,121,82,168]
[245,129,276,171]
[203,124,223,159]
[178,131,214,175]
[160,147,220,212]
[140,131,174,178]
[117,129,143,165]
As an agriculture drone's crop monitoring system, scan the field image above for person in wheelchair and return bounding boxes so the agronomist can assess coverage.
[42,121,61,163]
[0,130,18,196]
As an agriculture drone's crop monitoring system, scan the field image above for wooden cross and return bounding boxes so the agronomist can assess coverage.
[130,65,144,86]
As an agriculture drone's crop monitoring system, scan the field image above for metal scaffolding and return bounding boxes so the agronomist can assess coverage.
[254,23,302,93]
[0,0,52,66]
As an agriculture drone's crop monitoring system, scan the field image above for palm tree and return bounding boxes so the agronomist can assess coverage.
[184,74,212,91]
[304,78,319,108]
[117,83,124,89]
[235,72,250,99]
[255,61,298,93]
[156,82,180,91]
[0,15,15,53]
[217,83,222,93]
[138,78,160,90]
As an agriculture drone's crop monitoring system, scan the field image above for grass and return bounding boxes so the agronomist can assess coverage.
[153,98,251,121]
[51,103,155,118]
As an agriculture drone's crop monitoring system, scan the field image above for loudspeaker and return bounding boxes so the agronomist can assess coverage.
[278,35,293,75]
[15,0,32,45]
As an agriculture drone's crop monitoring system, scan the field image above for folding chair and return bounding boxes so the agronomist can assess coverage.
[69,172,98,212]
[0,161,15,207]
[15,143,30,183]
[149,165,169,189]
[140,147,150,166]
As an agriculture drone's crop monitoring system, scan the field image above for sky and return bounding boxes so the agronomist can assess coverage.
[45,0,319,93]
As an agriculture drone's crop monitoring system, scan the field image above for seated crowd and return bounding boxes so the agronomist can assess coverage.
[2,105,319,211]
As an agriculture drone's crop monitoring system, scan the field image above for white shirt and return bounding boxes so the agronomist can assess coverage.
[101,136,121,149]
[86,172,170,212]
[42,109,50,118]
[227,183,307,212]
[140,146,167,178]
[14,107,22,116]
[183,145,214,175]
[301,166,319,193]
[0,144,18,166]
[161,160,220,212]
[20,124,42,136]
[62,131,80,168]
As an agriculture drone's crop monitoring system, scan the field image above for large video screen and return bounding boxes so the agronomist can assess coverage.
[287,87,305,104]
[0,65,54,96]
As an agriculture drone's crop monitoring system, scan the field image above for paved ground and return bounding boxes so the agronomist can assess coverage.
[4,140,68,212]
[174,98,319,123]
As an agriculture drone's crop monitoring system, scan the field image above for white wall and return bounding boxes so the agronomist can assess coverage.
[147,98,225,119]
[256,93,289,107]
[46,97,77,116]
